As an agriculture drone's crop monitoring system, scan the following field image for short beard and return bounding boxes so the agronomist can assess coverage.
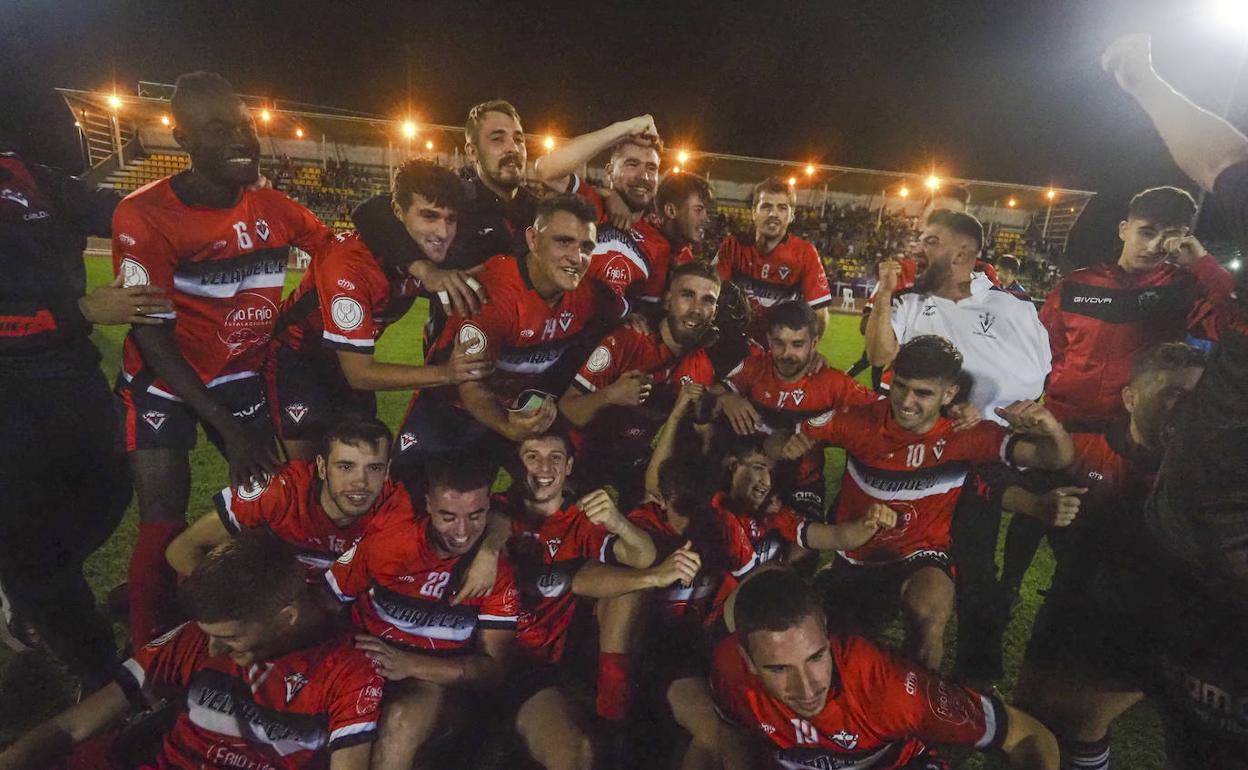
[914,259,951,294]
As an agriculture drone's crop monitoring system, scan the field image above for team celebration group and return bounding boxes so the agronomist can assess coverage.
[2,32,1248,770]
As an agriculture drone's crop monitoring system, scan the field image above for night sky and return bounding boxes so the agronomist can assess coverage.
[4,0,1248,263]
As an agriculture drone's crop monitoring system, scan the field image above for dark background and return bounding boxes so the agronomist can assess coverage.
[4,0,1247,265]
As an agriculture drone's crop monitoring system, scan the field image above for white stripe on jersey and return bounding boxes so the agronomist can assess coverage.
[172,267,286,298]
[322,331,375,348]
[122,658,146,688]
[186,697,327,756]
[329,720,378,745]
[843,457,967,502]
[593,237,651,278]
[123,369,258,401]
[218,487,242,531]
[323,569,354,603]
[975,693,998,749]
[574,374,597,392]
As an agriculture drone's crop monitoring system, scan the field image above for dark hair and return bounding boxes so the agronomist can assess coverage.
[658,455,730,569]
[1129,341,1206,384]
[997,254,1020,274]
[465,99,522,146]
[1127,186,1197,229]
[318,415,392,463]
[668,259,721,290]
[178,531,306,623]
[427,456,497,496]
[752,177,796,208]
[610,136,664,162]
[171,71,239,126]
[932,184,971,207]
[726,432,769,463]
[927,208,984,254]
[735,569,826,652]
[892,335,963,383]
[658,172,714,213]
[393,159,465,212]
[767,300,818,338]
[535,192,598,229]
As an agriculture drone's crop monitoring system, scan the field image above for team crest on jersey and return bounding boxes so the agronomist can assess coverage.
[254,219,271,242]
[778,266,791,280]
[1137,289,1160,311]
[679,374,694,385]
[932,438,947,459]
[789,389,806,406]
[830,730,859,750]
[141,410,167,432]
[558,311,574,332]
[399,432,418,452]
[546,538,563,558]
[977,312,995,334]
[118,233,136,246]
[586,346,612,373]
[285,403,309,424]
[120,257,150,287]
[236,474,271,501]
[458,323,488,355]
[331,296,365,331]
[284,672,310,703]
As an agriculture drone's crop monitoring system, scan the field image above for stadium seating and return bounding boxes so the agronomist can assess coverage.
[99,153,191,192]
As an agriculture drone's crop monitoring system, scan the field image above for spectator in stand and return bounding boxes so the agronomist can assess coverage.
[997,254,1031,300]
[1039,186,1232,422]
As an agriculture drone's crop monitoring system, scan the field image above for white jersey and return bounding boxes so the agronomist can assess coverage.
[889,273,1051,426]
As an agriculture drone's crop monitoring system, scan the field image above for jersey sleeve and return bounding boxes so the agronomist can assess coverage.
[568,506,618,563]
[324,536,372,603]
[118,622,206,701]
[855,638,1007,751]
[723,514,762,578]
[1038,283,1066,369]
[800,243,833,309]
[765,505,811,550]
[111,200,177,320]
[449,294,517,363]
[799,406,852,445]
[723,350,763,393]
[889,293,912,345]
[477,556,520,631]
[316,242,383,352]
[573,331,630,392]
[569,174,608,224]
[324,651,383,751]
[714,236,736,282]
[709,636,761,729]
[213,468,295,534]
[951,422,1014,466]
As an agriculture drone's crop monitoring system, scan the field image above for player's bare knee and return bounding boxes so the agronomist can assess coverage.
[667,679,718,743]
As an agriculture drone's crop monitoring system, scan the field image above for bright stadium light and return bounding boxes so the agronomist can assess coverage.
[788,176,797,187]
[107,94,122,111]
[1230,257,1243,271]
[402,120,417,139]
[295,127,304,138]
[260,109,272,123]
[74,121,81,128]
[677,150,690,165]
[673,166,682,174]
[425,140,434,150]
[898,186,910,198]
[925,174,940,191]
[1007,198,1018,208]
[1207,0,1248,36]
[159,115,170,127]
[543,135,555,151]
[1046,189,1057,201]
[805,164,815,177]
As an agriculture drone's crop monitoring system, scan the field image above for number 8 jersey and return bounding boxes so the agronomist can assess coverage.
[111,177,332,398]
[325,505,519,652]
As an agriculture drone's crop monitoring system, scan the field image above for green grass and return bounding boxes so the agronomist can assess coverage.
[0,256,1164,767]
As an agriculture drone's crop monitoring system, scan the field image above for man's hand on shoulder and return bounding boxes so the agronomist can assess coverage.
[78,274,173,325]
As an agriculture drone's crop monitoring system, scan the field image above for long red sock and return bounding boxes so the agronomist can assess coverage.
[127,521,185,650]
[596,651,635,722]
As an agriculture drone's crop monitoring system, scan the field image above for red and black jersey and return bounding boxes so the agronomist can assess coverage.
[711,632,1006,770]
[118,621,382,770]
[274,230,423,356]
[427,253,629,404]
[713,492,810,566]
[801,400,1013,563]
[716,232,832,338]
[572,324,716,445]
[213,459,397,574]
[628,501,759,627]
[497,491,619,665]
[112,177,333,399]
[324,508,518,652]
[572,175,675,304]
[726,349,880,486]
[1039,258,1232,422]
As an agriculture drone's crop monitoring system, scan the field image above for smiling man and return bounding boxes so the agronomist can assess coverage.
[712,569,1059,770]
[110,71,336,650]
[1040,186,1232,422]
[266,160,492,460]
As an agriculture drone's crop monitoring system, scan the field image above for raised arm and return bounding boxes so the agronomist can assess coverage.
[534,116,659,192]
[571,545,700,599]
[644,382,705,500]
[166,512,232,576]
[996,401,1075,471]
[864,259,902,367]
[1103,33,1248,192]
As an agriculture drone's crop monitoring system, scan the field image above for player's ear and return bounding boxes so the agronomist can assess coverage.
[315,454,328,480]
[464,140,478,164]
[941,384,958,407]
[1118,220,1129,243]
[1121,383,1138,415]
[525,225,540,254]
[391,198,405,221]
[565,454,574,477]
[663,201,678,221]
[278,602,300,628]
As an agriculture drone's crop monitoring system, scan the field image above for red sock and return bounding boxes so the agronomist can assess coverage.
[596,651,634,722]
[128,521,185,650]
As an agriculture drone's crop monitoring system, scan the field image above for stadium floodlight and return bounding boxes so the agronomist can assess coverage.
[1046,189,1057,201]
[925,174,940,191]
[402,120,417,139]
[1230,258,1243,271]
[805,164,815,176]
[677,150,690,165]
[160,115,170,127]
[260,109,272,123]
[543,136,555,151]
[74,121,81,128]
[1207,0,1248,36]
[425,140,434,151]
[295,127,304,138]
[107,94,122,111]
[898,186,910,198]
[1007,198,1018,207]
[787,176,797,187]
[673,166,682,174]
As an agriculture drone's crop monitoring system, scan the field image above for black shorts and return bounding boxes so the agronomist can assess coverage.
[391,392,506,479]
[641,619,714,697]
[264,343,376,441]
[817,550,954,634]
[116,374,269,453]
[502,662,567,716]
